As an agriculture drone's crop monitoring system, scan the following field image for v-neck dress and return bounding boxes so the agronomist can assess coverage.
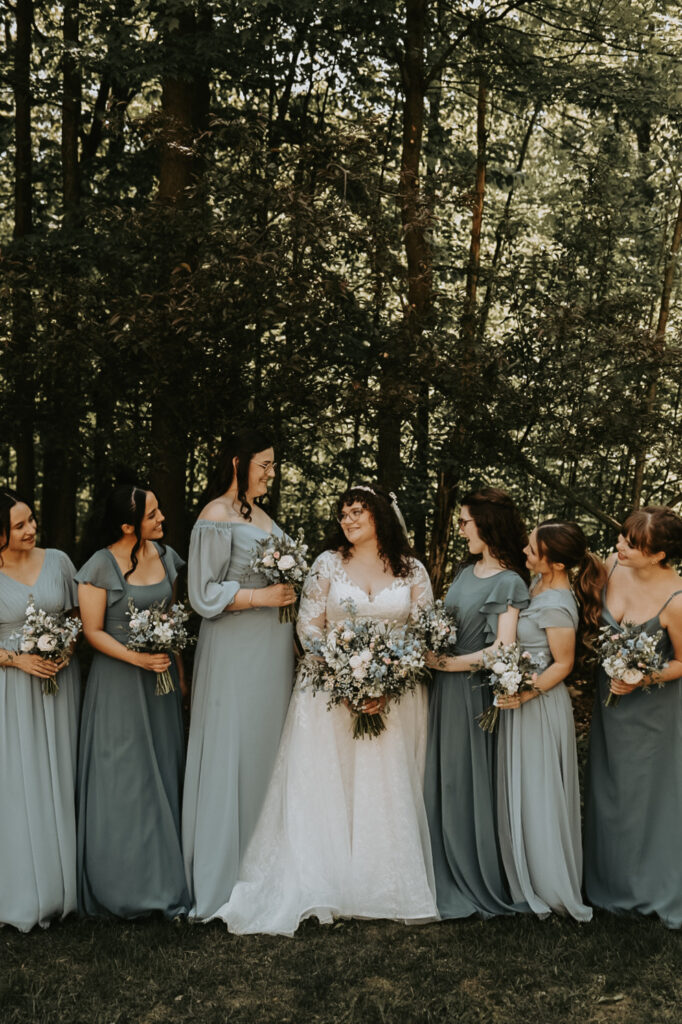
[584,568,682,928]
[424,564,530,919]
[0,549,81,931]
[75,545,189,919]
[497,586,591,921]
[182,520,295,920]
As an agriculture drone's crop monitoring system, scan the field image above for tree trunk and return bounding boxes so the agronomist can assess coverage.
[62,0,80,216]
[631,190,682,507]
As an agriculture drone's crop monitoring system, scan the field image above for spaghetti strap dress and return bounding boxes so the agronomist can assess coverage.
[0,549,81,931]
[584,568,682,928]
[76,544,189,918]
[424,565,530,919]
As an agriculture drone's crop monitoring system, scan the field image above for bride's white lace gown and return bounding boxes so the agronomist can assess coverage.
[214,550,438,935]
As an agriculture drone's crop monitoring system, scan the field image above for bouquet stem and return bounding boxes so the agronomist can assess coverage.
[351,710,386,740]
[42,674,60,696]
[604,689,620,708]
[476,705,500,733]
[155,669,175,696]
[279,604,297,624]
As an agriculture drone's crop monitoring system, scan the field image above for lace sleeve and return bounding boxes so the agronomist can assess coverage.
[296,551,333,653]
[409,559,434,621]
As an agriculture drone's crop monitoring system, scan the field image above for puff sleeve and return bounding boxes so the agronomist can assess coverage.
[188,521,239,619]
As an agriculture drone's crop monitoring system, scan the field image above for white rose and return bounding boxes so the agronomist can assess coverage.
[20,639,34,652]
[262,554,275,567]
[621,668,644,685]
[278,555,295,570]
[37,634,57,652]
[491,660,507,676]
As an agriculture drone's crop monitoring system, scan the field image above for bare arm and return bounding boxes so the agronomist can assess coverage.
[79,582,170,673]
[426,605,520,673]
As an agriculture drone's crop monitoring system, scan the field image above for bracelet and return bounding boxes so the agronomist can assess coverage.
[248,589,254,608]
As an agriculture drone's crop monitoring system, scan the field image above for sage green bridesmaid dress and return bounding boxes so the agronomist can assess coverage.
[182,520,294,920]
[0,549,81,931]
[76,544,189,918]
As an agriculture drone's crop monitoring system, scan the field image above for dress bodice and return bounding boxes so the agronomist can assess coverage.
[75,545,184,644]
[516,585,579,671]
[0,549,78,646]
[443,565,529,654]
[601,566,681,663]
[297,550,432,650]
[188,520,288,620]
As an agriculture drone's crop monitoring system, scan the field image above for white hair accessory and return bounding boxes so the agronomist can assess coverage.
[389,491,409,539]
[351,485,376,494]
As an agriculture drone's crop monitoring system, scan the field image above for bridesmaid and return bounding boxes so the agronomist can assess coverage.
[76,483,189,918]
[585,506,682,928]
[424,487,530,918]
[496,520,604,921]
[182,429,296,919]
[0,490,81,931]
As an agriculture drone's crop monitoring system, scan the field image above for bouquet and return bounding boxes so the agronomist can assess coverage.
[12,597,81,695]
[414,599,458,665]
[476,642,538,733]
[301,599,426,739]
[247,529,309,623]
[126,599,194,695]
[596,623,667,707]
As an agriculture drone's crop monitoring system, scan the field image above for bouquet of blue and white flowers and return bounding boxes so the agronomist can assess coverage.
[126,599,193,695]
[301,599,426,739]
[247,529,309,623]
[596,622,667,707]
[476,642,538,733]
[414,599,458,665]
[13,597,81,695]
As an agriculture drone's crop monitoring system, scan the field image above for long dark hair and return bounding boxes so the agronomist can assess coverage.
[326,484,414,578]
[203,429,274,521]
[622,506,682,566]
[0,490,23,566]
[535,519,606,656]
[461,487,530,584]
[101,484,162,579]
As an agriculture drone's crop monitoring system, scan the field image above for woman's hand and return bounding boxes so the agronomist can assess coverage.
[255,584,297,608]
[609,675,645,696]
[134,652,171,673]
[425,651,458,672]
[496,692,522,710]
[343,695,388,716]
[13,653,60,679]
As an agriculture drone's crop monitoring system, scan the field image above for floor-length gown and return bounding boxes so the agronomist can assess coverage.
[76,544,188,918]
[214,550,438,936]
[585,572,682,928]
[424,564,530,918]
[0,549,81,931]
[497,586,592,921]
[182,520,294,920]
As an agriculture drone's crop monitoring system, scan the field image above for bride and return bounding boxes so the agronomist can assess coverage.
[215,484,438,935]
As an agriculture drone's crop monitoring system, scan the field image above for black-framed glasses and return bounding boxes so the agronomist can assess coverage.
[458,517,473,528]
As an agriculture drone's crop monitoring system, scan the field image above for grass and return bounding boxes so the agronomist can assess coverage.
[2,912,681,1024]
[3,691,680,1024]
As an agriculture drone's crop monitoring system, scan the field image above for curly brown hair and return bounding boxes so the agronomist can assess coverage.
[326,485,414,578]
[460,487,530,584]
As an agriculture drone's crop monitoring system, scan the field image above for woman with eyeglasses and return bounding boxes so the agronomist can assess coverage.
[0,491,80,931]
[214,485,438,935]
[424,487,530,919]
[585,506,682,928]
[182,429,297,920]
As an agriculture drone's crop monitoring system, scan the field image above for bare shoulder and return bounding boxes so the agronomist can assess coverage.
[198,498,235,522]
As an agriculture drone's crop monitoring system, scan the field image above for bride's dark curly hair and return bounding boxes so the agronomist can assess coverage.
[326,485,414,578]
[461,486,530,584]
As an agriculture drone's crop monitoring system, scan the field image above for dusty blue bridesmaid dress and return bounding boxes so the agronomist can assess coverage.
[424,564,529,918]
[182,520,294,920]
[0,549,81,931]
[498,587,591,921]
[76,544,189,918]
[585,571,682,928]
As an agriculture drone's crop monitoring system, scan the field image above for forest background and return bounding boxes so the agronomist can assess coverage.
[1,0,681,592]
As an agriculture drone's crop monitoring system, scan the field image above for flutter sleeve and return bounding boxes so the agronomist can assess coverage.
[55,549,79,609]
[408,559,434,620]
[296,551,333,653]
[188,521,239,620]
[481,571,530,645]
[75,549,124,607]
[532,592,579,632]
[160,544,185,588]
